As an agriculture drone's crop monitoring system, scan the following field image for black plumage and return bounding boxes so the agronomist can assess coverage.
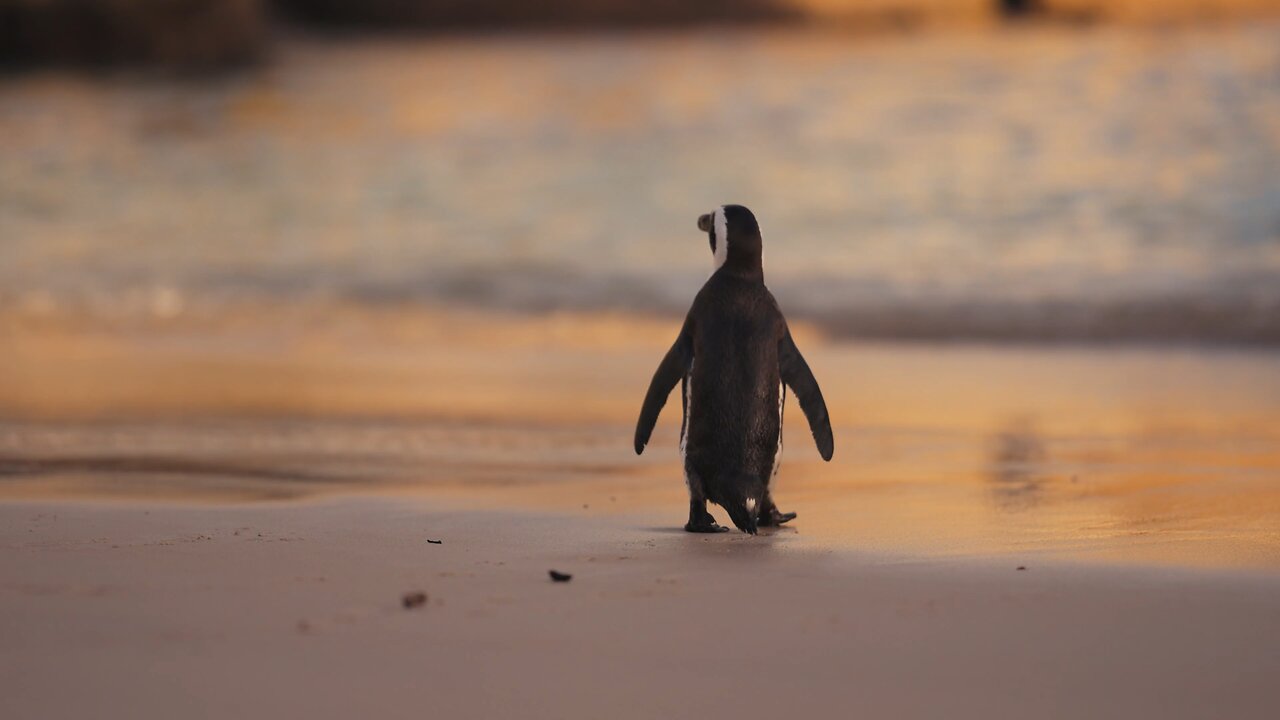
[634,205,834,534]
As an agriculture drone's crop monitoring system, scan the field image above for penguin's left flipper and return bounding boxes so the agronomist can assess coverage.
[779,328,834,461]
[635,316,694,455]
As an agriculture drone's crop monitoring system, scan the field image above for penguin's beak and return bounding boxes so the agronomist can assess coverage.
[697,213,712,233]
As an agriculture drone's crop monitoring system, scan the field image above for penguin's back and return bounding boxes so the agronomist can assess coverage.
[684,274,784,478]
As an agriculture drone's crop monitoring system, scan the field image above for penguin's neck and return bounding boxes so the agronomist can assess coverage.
[720,242,763,281]
[717,257,763,283]
[719,231,764,281]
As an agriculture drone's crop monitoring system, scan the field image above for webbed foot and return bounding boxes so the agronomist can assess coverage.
[685,507,731,533]
[685,518,731,533]
[757,507,797,527]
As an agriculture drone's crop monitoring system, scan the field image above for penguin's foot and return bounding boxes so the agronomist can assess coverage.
[685,509,731,533]
[756,507,798,527]
[684,518,731,533]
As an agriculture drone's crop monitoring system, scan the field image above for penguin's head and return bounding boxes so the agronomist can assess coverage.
[717,478,764,535]
[696,205,763,275]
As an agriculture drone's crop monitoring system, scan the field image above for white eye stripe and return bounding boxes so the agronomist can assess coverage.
[712,206,729,271]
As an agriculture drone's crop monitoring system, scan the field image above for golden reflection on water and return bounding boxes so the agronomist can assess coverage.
[5,24,1280,344]
[1,307,1278,569]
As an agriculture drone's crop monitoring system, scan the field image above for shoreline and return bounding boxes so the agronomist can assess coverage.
[3,308,1279,570]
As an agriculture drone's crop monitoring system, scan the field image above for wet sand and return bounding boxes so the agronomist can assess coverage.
[2,497,1279,719]
[3,306,1279,567]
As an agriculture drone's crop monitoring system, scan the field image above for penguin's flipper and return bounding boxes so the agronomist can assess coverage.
[779,329,834,461]
[634,317,694,455]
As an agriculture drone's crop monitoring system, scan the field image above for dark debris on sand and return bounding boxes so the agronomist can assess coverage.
[548,570,572,582]
[401,591,428,609]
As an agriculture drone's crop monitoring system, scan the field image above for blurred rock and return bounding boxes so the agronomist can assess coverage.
[0,0,267,70]
[997,0,1043,18]
[271,0,797,29]
[1040,0,1280,24]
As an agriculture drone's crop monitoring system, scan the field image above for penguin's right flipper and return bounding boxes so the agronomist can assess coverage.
[779,328,834,461]
[634,317,694,455]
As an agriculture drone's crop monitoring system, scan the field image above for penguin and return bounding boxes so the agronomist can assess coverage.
[634,205,834,534]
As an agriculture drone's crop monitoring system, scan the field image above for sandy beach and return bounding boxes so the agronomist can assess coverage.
[2,308,1279,717]
[3,496,1279,719]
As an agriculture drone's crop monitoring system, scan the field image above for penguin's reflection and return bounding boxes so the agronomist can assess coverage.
[987,417,1048,510]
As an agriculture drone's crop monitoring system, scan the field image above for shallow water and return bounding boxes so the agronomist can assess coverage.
[2,23,1279,342]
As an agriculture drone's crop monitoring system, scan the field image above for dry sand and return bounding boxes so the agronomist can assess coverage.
[2,496,1278,719]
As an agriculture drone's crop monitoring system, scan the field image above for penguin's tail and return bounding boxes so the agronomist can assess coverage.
[724,474,761,535]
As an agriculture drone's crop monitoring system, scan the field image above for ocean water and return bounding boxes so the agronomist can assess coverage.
[2,23,1279,343]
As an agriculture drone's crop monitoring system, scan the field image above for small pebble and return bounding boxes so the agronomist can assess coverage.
[548,570,573,582]
[427,539,443,545]
[402,591,428,609]
[1016,566,1027,571]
